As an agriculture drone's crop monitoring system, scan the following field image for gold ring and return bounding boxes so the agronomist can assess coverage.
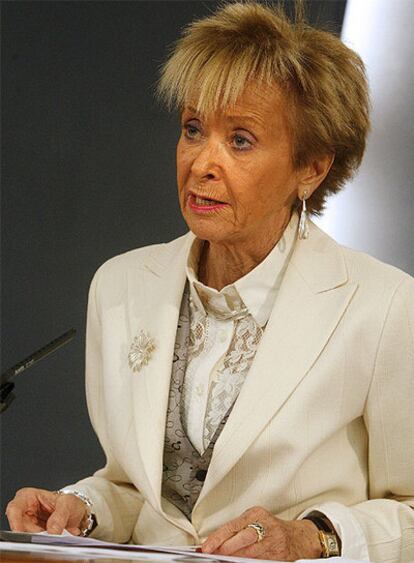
[247,521,266,543]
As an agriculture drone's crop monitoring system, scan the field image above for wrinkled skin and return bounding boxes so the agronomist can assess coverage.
[201,506,322,561]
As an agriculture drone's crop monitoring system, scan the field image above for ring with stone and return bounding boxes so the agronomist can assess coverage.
[247,521,266,543]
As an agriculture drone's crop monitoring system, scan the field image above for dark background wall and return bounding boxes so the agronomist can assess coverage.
[1,0,346,527]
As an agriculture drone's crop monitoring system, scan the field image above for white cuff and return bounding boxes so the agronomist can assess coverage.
[299,501,370,561]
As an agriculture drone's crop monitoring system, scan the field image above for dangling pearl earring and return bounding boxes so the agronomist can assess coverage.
[298,189,309,240]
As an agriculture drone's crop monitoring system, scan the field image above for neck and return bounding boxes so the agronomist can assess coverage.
[198,211,292,291]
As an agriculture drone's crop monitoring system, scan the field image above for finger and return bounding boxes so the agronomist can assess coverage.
[28,494,57,524]
[6,503,46,533]
[62,496,88,530]
[6,488,58,532]
[47,495,86,535]
[26,509,55,531]
[66,526,81,536]
[9,513,45,532]
[38,493,58,512]
[20,521,45,533]
[5,498,30,532]
[215,527,258,555]
[202,514,252,553]
[46,504,71,534]
[5,503,23,531]
[232,543,263,559]
[35,506,55,523]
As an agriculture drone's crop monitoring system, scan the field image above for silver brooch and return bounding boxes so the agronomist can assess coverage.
[128,330,155,373]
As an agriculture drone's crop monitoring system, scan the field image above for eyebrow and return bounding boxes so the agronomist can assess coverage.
[224,114,264,127]
[183,105,264,128]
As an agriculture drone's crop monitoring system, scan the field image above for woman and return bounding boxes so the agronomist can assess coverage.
[6,2,414,561]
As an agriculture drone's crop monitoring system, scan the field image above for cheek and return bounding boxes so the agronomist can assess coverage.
[176,145,192,185]
[176,156,186,192]
[232,170,288,221]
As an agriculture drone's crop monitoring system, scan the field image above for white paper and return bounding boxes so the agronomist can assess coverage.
[0,541,185,561]
[0,531,371,563]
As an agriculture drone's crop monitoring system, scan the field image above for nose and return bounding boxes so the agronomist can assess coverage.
[190,137,222,181]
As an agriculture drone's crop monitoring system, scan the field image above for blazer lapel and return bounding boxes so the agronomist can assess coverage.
[194,222,358,510]
[127,234,195,533]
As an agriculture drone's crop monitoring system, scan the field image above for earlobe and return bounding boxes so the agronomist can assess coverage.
[299,152,335,199]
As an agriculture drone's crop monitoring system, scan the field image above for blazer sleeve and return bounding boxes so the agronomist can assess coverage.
[64,268,144,543]
[302,276,414,562]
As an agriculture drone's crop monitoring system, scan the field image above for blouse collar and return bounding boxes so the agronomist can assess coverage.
[186,213,298,327]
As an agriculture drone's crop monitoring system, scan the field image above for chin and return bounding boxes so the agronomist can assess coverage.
[184,216,232,244]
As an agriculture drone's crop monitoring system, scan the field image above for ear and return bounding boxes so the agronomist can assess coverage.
[297,153,335,199]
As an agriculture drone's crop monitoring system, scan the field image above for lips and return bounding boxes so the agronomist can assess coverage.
[188,192,228,212]
[189,193,226,205]
[194,195,222,206]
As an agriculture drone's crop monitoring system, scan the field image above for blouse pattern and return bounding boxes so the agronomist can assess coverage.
[163,214,298,514]
[162,284,234,518]
[181,282,264,455]
[181,213,299,455]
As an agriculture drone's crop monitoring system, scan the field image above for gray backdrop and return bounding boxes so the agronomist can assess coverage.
[1,0,347,527]
[317,0,414,278]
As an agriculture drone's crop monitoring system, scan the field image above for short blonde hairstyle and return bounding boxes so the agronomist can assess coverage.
[157,1,370,215]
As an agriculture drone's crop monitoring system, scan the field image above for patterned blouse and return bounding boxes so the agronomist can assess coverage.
[182,213,299,455]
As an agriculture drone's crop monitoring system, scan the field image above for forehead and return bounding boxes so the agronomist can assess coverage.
[184,81,290,128]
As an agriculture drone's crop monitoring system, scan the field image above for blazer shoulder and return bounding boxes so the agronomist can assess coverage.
[90,232,192,295]
[97,233,190,274]
[334,243,414,323]
[305,221,414,302]
[339,243,414,293]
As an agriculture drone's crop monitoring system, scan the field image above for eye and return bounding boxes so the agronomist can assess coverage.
[183,121,201,140]
[232,132,254,151]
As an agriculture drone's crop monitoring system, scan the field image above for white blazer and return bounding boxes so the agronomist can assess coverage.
[71,221,414,562]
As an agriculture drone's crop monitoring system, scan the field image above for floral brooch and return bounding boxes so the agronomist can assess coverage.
[128,330,155,373]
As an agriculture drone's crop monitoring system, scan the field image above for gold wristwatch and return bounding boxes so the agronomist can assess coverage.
[303,511,341,558]
[317,530,340,558]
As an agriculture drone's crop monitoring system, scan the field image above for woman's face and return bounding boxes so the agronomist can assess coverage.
[176,82,304,246]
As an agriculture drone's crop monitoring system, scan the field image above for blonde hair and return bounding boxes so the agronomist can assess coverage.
[157,1,370,215]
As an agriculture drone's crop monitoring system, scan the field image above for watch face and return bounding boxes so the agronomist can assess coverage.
[327,537,336,549]
[326,534,340,555]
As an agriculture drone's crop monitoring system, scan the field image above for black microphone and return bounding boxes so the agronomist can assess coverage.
[0,328,76,413]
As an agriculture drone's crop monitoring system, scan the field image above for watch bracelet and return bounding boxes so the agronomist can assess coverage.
[303,511,341,557]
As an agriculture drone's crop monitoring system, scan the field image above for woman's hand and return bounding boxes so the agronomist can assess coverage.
[6,487,88,536]
[201,506,322,561]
